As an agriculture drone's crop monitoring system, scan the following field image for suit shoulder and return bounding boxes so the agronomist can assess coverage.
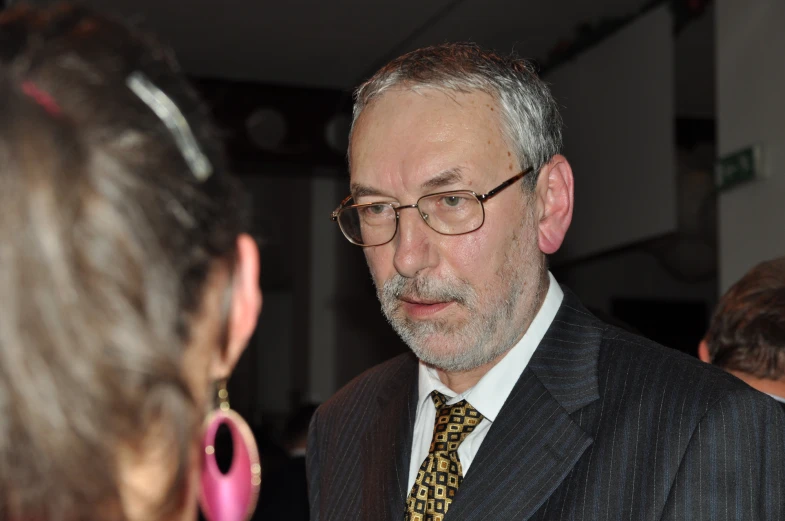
[599,324,755,405]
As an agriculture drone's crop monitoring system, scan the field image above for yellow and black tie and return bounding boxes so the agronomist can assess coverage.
[404,391,484,521]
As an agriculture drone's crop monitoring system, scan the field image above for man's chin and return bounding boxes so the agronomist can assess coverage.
[405,337,481,372]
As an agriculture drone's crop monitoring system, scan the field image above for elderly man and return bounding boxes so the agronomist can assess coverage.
[307,43,785,521]
[699,257,785,406]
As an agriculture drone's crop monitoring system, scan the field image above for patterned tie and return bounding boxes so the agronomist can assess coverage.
[404,391,484,521]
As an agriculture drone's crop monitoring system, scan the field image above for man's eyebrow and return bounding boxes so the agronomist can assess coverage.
[349,167,465,200]
[421,167,464,191]
[349,183,384,200]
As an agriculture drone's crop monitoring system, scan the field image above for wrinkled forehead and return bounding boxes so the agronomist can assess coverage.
[349,88,509,198]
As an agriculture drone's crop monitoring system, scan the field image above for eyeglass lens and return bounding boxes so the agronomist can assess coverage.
[338,191,484,246]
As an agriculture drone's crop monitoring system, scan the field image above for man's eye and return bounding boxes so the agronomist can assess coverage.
[360,204,390,217]
[441,195,467,207]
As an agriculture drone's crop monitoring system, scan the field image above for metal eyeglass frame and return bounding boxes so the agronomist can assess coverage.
[330,166,534,247]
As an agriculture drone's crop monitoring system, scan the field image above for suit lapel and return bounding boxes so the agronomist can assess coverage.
[445,288,602,521]
[360,353,418,521]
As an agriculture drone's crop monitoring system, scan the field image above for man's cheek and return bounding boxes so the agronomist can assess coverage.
[365,251,392,279]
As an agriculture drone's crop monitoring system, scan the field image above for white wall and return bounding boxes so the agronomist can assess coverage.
[547,4,677,262]
[716,0,785,291]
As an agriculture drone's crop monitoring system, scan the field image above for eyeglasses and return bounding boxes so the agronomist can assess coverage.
[331,168,533,247]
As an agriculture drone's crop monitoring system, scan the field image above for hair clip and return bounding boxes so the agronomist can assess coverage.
[126,71,213,182]
[21,81,62,117]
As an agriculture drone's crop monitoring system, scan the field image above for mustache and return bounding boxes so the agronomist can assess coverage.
[380,274,474,306]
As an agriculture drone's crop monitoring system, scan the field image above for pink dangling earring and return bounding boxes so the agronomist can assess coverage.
[200,381,262,521]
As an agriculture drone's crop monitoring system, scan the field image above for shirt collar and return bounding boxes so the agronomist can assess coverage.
[416,272,564,421]
[767,392,785,404]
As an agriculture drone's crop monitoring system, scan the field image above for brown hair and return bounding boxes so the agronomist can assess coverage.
[0,4,248,520]
[705,257,785,379]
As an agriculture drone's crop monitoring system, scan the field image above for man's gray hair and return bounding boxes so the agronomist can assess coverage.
[351,42,563,190]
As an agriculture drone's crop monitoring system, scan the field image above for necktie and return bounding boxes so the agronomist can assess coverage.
[404,391,484,521]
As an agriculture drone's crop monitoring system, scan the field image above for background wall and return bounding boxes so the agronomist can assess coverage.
[547,4,677,261]
[715,0,785,292]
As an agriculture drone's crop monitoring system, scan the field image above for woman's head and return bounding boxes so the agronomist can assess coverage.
[0,4,261,520]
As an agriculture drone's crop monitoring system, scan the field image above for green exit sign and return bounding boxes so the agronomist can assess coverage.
[716,144,764,191]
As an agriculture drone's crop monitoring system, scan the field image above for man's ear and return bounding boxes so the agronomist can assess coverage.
[698,339,711,363]
[210,234,262,380]
[535,154,574,255]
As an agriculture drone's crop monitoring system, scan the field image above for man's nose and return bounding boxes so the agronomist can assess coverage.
[392,207,439,278]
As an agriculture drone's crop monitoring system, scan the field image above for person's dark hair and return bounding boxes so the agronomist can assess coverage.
[0,4,248,520]
[351,42,563,191]
[705,257,785,379]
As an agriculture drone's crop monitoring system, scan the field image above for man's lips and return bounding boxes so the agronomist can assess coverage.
[399,298,454,318]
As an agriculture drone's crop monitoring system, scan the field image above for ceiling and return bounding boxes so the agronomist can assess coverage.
[51,0,651,89]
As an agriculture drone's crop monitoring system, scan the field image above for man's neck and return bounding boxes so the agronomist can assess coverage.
[435,357,505,394]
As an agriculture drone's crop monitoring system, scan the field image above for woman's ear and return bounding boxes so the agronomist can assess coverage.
[535,154,574,255]
[210,234,262,380]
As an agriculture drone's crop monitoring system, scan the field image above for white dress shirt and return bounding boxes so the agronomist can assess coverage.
[406,272,564,492]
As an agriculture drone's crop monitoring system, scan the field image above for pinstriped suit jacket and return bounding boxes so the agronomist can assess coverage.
[307,288,785,520]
